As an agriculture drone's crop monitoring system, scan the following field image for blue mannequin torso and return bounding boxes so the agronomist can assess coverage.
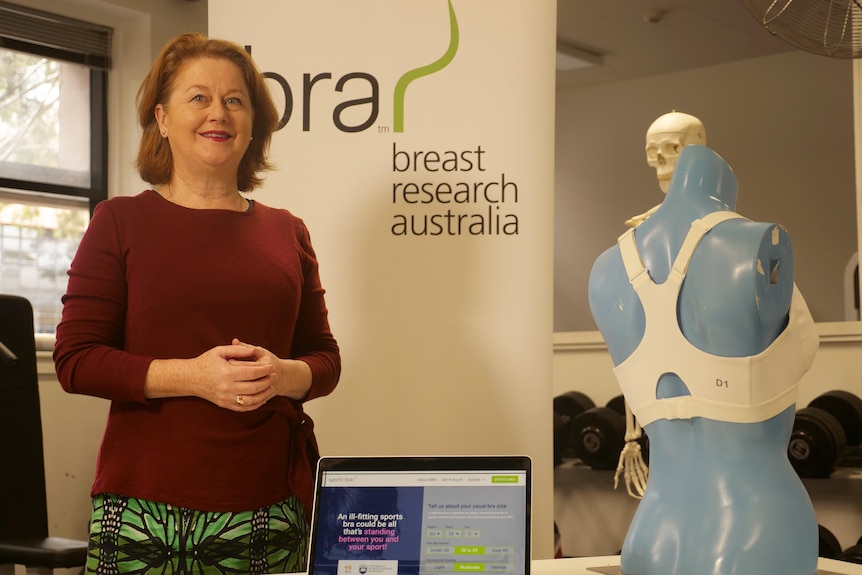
[588,145,818,575]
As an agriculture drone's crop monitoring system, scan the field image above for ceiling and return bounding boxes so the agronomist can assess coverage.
[555,0,799,90]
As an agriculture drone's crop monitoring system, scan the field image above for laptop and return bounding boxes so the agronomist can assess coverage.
[306,455,532,575]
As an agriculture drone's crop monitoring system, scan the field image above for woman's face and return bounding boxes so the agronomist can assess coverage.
[155,57,254,183]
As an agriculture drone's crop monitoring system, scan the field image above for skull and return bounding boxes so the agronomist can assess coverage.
[645,112,706,193]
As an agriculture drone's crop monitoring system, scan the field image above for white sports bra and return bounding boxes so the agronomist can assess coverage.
[613,211,819,426]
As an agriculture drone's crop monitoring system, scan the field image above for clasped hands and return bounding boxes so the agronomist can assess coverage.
[195,338,308,412]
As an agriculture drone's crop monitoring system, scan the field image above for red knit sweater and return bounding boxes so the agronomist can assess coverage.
[54,190,341,516]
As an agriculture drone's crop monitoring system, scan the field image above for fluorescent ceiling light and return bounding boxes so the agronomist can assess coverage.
[556,41,603,71]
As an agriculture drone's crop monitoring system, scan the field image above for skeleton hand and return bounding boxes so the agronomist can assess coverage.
[613,399,650,498]
[614,440,649,499]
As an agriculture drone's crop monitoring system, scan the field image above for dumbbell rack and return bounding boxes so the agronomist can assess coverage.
[553,459,862,560]
[789,391,862,478]
[553,389,862,560]
[805,467,862,561]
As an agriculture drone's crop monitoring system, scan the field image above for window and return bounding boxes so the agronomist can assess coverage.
[0,0,110,335]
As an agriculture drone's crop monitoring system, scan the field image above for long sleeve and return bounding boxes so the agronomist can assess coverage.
[292,221,340,401]
[54,200,153,403]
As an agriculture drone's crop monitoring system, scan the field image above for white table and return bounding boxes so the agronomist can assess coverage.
[532,556,862,575]
[283,556,862,575]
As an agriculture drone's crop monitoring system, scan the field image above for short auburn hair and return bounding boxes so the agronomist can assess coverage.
[135,33,279,192]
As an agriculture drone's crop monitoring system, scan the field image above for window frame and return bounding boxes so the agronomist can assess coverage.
[0,0,111,212]
[0,65,108,216]
[0,1,112,347]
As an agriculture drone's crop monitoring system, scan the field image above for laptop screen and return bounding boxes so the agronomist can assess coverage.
[306,456,531,575]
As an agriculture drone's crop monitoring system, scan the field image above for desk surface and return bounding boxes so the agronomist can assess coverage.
[285,556,862,575]
[533,556,862,575]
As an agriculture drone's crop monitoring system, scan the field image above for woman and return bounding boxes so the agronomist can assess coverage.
[54,33,341,574]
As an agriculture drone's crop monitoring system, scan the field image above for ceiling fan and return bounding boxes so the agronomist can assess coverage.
[741,0,862,58]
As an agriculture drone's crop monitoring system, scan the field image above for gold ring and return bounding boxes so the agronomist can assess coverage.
[236,395,244,406]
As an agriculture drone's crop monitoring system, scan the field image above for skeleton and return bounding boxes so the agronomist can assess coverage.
[614,402,649,498]
[615,112,706,499]
[624,111,707,228]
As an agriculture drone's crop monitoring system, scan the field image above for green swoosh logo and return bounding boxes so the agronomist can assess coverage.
[393,0,459,133]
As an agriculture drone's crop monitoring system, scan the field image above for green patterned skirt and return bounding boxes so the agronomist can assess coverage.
[85,493,309,574]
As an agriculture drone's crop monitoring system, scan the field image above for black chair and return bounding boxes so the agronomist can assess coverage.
[0,295,88,574]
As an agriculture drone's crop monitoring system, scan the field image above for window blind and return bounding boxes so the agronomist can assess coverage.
[0,0,112,69]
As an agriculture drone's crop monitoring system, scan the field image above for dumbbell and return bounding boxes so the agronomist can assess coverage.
[606,394,626,418]
[553,391,595,464]
[813,527,862,564]
[827,532,862,564]
[568,403,626,471]
[818,524,862,563]
[809,390,862,466]
[819,524,843,559]
[789,390,862,477]
[788,406,846,478]
[839,544,862,565]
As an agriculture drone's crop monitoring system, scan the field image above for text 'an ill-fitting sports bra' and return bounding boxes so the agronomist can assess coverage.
[612,211,819,426]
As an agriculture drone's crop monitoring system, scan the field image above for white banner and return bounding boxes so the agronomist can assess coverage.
[210,0,557,556]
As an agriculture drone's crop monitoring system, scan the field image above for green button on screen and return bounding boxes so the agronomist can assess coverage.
[491,475,519,484]
[454,563,485,572]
